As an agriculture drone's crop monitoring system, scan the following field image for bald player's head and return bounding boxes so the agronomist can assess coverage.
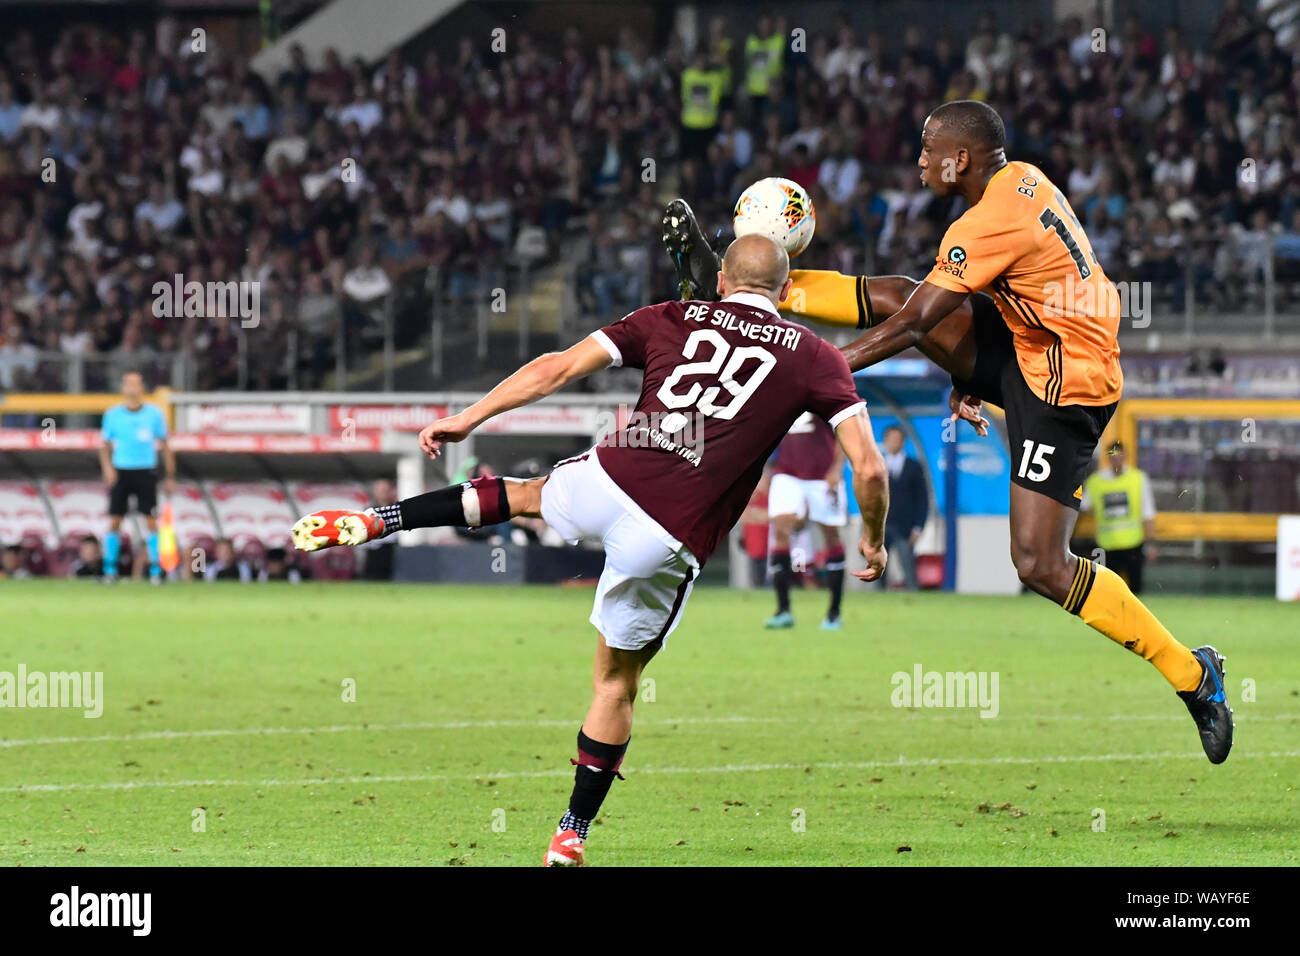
[718,233,792,305]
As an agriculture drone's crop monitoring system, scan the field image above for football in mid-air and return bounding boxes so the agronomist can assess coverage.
[732,177,816,257]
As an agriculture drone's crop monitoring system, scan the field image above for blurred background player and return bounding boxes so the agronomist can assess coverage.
[881,425,929,591]
[291,234,889,865]
[765,412,848,629]
[1083,441,1157,595]
[98,371,175,583]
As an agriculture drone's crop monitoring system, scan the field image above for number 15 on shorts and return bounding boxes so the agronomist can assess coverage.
[1017,440,1055,482]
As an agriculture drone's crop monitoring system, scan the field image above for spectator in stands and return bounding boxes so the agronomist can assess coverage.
[447,218,500,304]
[0,10,1294,399]
[880,426,928,591]
[680,49,726,160]
[0,314,38,388]
[743,13,784,124]
[362,479,399,581]
[71,534,103,578]
[1,543,31,579]
[820,20,866,93]
[1274,209,1300,292]
[817,131,861,209]
[0,80,22,141]
[589,211,648,319]
[260,547,306,583]
[379,215,423,276]
[296,271,343,386]
[205,537,252,582]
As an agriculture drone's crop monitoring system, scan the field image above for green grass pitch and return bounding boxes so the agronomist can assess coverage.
[1,580,1296,866]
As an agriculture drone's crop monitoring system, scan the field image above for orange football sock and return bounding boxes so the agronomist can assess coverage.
[1063,558,1202,692]
[781,270,872,328]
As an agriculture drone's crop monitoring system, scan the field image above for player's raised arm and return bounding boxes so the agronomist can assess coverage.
[839,279,969,373]
[418,336,614,458]
[831,406,889,581]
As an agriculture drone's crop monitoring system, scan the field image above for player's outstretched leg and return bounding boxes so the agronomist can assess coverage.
[546,636,657,866]
[662,199,721,301]
[1009,484,1232,764]
[291,474,543,551]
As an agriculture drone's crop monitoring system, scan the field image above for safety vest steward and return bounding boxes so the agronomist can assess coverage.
[681,67,725,129]
[745,34,784,96]
[1086,467,1148,551]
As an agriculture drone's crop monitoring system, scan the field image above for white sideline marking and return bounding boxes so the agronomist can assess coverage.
[0,715,782,749]
[2,711,1294,750]
[5,750,1298,795]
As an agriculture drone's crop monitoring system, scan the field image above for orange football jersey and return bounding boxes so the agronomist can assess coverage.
[926,161,1123,406]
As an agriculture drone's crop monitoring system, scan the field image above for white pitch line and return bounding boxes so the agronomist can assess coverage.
[4,750,1298,795]
[0,715,783,749]
[2,711,1295,750]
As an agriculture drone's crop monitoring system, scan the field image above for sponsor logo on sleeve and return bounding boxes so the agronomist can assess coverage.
[936,245,968,280]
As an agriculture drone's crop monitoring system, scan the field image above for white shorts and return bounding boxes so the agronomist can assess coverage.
[540,451,698,651]
[768,472,847,527]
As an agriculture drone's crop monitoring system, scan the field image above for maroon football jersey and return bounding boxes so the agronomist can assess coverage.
[592,293,864,562]
[773,412,839,480]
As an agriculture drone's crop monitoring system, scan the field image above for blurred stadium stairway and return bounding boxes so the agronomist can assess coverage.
[252,0,460,78]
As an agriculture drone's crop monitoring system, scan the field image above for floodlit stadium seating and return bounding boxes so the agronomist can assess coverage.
[0,480,57,545]
[44,479,111,541]
[205,481,298,550]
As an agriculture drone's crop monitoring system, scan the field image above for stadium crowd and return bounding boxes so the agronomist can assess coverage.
[0,5,1297,394]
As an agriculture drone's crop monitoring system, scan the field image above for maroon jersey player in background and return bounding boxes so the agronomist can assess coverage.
[767,412,849,631]
[290,234,889,866]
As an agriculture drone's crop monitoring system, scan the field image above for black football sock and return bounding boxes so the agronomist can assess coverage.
[372,502,402,533]
[771,550,792,614]
[557,728,628,839]
[394,475,509,530]
[825,543,846,620]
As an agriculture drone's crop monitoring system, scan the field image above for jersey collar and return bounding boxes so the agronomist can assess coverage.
[987,162,1014,188]
[721,291,780,316]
